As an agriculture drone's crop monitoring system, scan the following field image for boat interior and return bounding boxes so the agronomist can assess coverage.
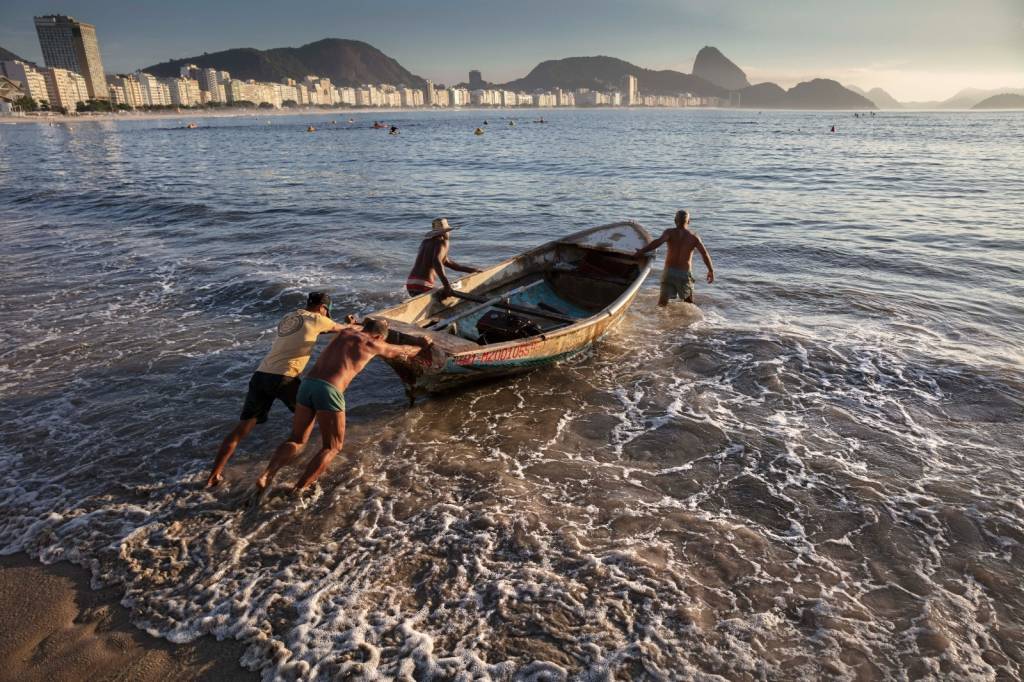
[379,243,645,353]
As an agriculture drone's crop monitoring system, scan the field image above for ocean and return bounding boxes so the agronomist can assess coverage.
[1,109,1022,680]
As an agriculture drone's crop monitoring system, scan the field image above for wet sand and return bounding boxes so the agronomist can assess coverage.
[0,554,254,682]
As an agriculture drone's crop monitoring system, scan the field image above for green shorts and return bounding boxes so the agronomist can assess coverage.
[297,378,346,413]
[660,267,695,301]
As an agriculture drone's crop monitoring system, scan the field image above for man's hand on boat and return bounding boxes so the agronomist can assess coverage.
[438,281,463,299]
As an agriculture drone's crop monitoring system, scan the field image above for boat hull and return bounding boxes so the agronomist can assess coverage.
[375,221,652,396]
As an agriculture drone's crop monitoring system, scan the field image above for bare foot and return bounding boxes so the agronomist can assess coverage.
[205,473,223,488]
[241,485,269,512]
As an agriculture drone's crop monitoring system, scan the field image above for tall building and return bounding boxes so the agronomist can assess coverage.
[469,70,483,89]
[1,61,50,105]
[41,67,89,110]
[108,74,144,108]
[623,75,638,106]
[34,15,108,100]
[424,79,435,106]
[137,72,171,106]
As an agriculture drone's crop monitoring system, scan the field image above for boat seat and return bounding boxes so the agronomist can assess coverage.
[373,317,480,354]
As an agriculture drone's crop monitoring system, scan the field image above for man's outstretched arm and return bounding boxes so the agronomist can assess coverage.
[373,337,433,360]
[696,238,715,283]
[635,230,669,256]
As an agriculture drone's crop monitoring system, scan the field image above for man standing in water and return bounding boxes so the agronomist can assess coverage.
[206,292,347,488]
[406,218,481,297]
[251,318,431,502]
[635,210,715,306]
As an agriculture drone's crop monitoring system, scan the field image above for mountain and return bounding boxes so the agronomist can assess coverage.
[738,78,874,109]
[0,45,28,63]
[973,93,1024,109]
[500,56,726,97]
[737,82,787,108]
[785,79,875,109]
[904,87,1024,109]
[142,38,425,87]
[691,46,749,91]
[866,87,902,109]
[846,85,902,108]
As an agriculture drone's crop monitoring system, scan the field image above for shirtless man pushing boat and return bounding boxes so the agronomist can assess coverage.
[250,319,431,503]
[635,210,715,306]
[406,218,481,297]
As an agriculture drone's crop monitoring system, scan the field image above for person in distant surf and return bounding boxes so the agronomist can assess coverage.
[406,218,481,297]
[205,292,349,488]
[250,319,431,502]
[389,125,399,135]
[634,210,715,306]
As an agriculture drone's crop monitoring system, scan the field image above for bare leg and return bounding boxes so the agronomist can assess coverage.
[206,418,257,487]
[255,405,316,491]
[684,294,694,304]
[293,409,346,492]
[657,294,669,307]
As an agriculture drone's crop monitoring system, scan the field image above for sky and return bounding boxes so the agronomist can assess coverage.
[1,0,1021,101]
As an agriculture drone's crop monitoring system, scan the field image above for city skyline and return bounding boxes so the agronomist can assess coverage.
[1,0,1022,101]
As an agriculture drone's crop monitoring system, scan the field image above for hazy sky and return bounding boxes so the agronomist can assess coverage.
[2,0,1021,100]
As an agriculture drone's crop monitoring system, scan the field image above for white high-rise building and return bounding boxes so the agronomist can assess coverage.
[165,77,195,106]
[623,75,638,106]
[41,67,89,110]
[137,72,171,106]
[454,87,472,106]
[109,74,143,108]
[1,61,50,105]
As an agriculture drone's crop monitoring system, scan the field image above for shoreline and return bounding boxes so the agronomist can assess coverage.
[0,553,256,681]
[1,106,1014,125]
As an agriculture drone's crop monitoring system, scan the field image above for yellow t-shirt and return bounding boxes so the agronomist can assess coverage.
[256,309,335,377]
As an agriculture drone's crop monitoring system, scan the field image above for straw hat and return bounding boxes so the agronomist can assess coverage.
[423,217,458,239]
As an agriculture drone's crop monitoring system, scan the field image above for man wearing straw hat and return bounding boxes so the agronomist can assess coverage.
[406,217,481,297]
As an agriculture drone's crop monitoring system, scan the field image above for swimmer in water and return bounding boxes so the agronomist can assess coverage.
[634,210,715,306]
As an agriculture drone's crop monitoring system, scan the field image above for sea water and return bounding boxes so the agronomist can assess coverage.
[1,109,1022,679]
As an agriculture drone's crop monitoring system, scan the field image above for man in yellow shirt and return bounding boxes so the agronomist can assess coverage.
[205,292,349,487]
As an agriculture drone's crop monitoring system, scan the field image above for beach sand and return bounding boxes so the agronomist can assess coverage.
[0,554,255,682]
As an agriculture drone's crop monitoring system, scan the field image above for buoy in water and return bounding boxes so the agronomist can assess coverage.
[474,127,484,136]
[307,125,316,132]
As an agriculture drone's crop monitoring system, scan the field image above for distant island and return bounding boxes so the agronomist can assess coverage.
[143,38,426,88]
[499,55,726,98]
[500,49,873,109]
[972,93,1024,110]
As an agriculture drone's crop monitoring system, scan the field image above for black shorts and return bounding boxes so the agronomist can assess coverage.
[240,371,300,424]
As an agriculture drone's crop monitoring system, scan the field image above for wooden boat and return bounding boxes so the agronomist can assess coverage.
[368,221,653,399]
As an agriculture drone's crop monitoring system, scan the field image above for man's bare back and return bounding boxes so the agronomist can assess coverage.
[307,327,421,392]
[635,210,715,306]
[661,227,705,271]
